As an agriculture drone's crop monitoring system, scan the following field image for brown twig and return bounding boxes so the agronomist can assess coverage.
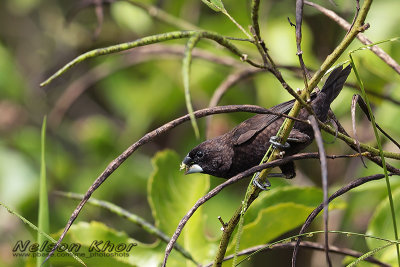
[352,94,400,149]
[250,0,261,39]
[294,0,311,88]
[345,82,400,106]
[309,115,331,267]
[346,0,360,35]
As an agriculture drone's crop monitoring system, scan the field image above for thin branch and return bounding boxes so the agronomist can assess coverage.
[250,26,269,67]
[346,0,360,35]
[250,0,261,39]
[351,94,400,149]
[309,115,331,267]
[294,0,311,88]
[345,82,400,106]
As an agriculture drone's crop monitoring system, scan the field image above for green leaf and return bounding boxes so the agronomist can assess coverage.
[210,0,225,10]
[148,150,215,263]
[366,188,400,266]
[182,34,201,139]
[228,186,327,252]
[49,221,163,267]
[201,0,225,12]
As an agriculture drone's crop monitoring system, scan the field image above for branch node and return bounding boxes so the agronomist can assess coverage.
[287,17,296,27]
[218,216,227,229]
[360,23,370,32]
[240,54,248,61]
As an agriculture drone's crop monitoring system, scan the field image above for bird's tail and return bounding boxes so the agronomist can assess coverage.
[322,64,352,102]
[314,64,352,121]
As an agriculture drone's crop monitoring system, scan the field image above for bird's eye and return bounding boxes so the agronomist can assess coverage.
[196,151,204,158]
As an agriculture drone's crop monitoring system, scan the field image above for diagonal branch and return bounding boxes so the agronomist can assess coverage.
[309,115,331,267]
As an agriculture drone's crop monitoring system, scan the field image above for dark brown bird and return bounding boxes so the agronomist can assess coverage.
[181,65,351,184]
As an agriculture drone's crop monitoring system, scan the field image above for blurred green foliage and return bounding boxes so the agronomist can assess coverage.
[0,0,399,266]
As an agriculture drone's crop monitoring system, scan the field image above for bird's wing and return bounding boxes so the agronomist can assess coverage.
[232,99,296,145]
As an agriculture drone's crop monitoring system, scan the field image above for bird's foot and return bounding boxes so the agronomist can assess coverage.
[253,173,271,191]
[269,136,291,149]
[253,171,295,190]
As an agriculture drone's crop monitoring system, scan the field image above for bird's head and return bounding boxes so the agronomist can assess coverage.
[180,138,232,178]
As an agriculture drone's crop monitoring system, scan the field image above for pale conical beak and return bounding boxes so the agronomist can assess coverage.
[180,155,204,175]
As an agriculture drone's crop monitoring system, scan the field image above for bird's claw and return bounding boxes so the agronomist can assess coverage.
[253,172,271,191]
[269,136,290,149]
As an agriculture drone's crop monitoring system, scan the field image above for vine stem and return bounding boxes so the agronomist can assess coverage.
[40,30,263,87]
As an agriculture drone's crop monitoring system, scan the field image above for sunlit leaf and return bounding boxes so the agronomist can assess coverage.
[49,221,163,267]
[201,0,225,12]
[148,150,216,263]
[366,188,400,266]
[228,187,333,252]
